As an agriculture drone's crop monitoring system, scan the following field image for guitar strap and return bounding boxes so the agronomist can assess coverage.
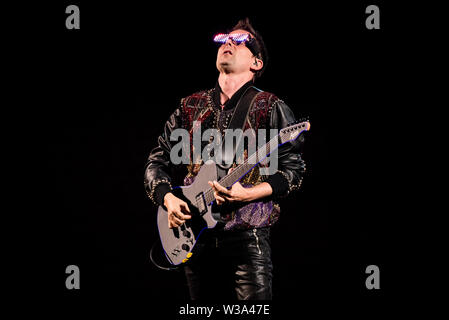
[216,86,262,176]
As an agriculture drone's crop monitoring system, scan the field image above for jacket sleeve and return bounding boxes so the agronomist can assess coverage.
[264,99,306,198]
[144,107,183,206]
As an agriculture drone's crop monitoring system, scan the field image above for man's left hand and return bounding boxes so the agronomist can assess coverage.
[208,180,250,205]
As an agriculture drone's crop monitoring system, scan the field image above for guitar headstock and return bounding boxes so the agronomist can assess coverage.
[279,119,311,144]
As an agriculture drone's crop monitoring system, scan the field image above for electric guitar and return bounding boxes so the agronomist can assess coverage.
[156,120,310,265]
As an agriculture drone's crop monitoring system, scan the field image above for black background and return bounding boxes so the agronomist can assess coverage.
[18,0,421,315]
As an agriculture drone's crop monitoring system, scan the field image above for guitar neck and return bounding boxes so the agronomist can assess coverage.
[203,135,280,204]
[201,120,310,205]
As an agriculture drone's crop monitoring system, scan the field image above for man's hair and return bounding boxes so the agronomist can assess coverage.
[231,17,268,79]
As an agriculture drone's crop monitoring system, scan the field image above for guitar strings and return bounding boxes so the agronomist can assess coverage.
[203,134,280,204]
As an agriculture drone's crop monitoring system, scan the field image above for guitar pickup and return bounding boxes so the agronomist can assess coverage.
[195,192,207,215]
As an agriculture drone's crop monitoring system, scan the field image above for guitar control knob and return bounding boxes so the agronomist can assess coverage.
[183,230,191,238]
[182,244,190,251]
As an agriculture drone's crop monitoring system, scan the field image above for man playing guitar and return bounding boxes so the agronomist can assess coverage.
[145,18,307,300]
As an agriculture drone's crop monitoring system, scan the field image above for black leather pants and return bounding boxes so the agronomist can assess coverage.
[184,227,273,300]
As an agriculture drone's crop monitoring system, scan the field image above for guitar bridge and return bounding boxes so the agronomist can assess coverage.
[195,192,207,215]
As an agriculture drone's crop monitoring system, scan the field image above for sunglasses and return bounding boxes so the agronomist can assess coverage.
[213,33,252,45]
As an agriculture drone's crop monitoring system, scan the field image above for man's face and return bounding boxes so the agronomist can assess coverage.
[216,29,255,75]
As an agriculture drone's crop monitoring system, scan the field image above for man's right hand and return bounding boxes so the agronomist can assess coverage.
[163,192,191,229]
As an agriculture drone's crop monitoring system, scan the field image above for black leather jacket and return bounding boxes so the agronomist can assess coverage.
[144,85,306,210]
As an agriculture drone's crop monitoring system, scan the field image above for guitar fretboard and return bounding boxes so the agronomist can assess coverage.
[203,135,279,204]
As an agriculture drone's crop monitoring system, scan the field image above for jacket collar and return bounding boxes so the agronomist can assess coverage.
[213,80,254,111]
